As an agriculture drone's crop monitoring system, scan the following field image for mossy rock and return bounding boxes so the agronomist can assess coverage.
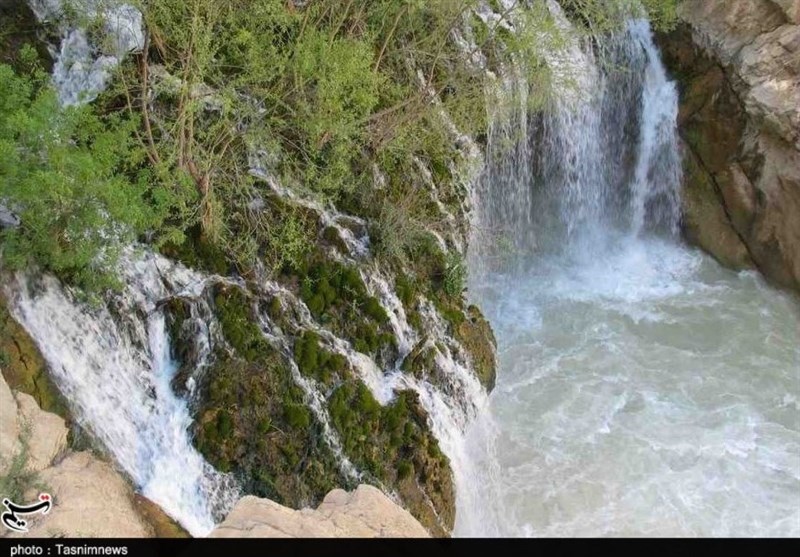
[0,294,69,420]
[292,255,396,361]
[456,305,497,392]
[327,381,454,536]
[161,297,197,397]
[193,349,343,505]
[160,226,231,277]
[0,0,53,71]
[401,340,437,381]
[321,226,350,255]
[294,331,348,386]
[430,294,496,392]
[189,289,344,507]
[133,495,190,538]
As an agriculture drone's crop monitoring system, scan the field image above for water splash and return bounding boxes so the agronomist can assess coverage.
[27,0,144,106]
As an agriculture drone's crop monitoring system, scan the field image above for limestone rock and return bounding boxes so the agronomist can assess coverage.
[210,485,430,538]
[0,372,149,539]
[659,0,800,292]
[9,452,150,538]
[14,392,68,473]
[0,371,20,473]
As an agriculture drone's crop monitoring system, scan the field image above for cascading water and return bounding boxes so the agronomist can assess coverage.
[4,252,240,536]
[461,14,800,537]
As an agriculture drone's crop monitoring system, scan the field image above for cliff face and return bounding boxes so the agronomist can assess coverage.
[657,0,800,291]
[1,369,429,538]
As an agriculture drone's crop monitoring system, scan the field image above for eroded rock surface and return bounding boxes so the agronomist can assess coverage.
[210,485,430,538]
[0,371,149,538]
[658,0,800,291]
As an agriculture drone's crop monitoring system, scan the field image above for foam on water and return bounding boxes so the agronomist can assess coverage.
[462,250,800,536]
[28,0,144,106]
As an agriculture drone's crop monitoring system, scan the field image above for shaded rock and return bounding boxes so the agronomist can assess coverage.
[133,494,190,538]
[0,370,20,473]
[681,149,754,268]
[658,0,800,292]
[0,0,53,70]
[0,372,154,539]
[0,295,70,420]
[210,485,429,538]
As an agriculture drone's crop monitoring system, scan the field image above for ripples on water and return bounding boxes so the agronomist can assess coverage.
[459,237,800,537]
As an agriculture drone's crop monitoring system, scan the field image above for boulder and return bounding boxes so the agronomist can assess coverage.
[210,485,430,538]
[14,391,68,473]
[16,452,149,538]
[0,372,149,538]
[0,371,20,473]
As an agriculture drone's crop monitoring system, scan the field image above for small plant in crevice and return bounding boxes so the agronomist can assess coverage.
[0,422,50,503]
[442,252,468,298]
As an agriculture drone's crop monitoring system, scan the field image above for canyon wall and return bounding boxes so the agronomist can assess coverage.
[657,0,800,291]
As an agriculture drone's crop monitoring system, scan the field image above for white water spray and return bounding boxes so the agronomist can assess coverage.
[5,253,239,536]
[27,0,144,106]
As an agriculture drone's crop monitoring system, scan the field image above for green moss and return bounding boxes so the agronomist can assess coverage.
[363,296,389,323]
[327,381,453,534]
[160,226,231,276]
[293,256,395,359]
[191,293,344,505]
[216,410,234,437]
[294,331,349,386]
[395,275,418,308]
[401,342,437,380]
[214,286,266,360]
[397,459,414,480]
[284,404,311,430]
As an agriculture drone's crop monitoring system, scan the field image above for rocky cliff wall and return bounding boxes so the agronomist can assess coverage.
[657,0,800,291]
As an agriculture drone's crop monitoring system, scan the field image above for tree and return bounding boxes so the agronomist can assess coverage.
[0,59,153,289]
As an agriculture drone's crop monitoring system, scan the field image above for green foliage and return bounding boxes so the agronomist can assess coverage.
[0,64,155,290]
[369,194,430,266]
[294,331,347,385]
[284,403,311,430]
[214,287,264,360]
[216,410,234,437]
[558,0,679,34]
[296,258,393,356]
[442,252,467,298]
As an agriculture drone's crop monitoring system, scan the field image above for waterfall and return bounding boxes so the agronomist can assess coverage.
[471,15,682,275]
[4,252,240,536]
[27,0,144,106]
[461,12,800,537]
